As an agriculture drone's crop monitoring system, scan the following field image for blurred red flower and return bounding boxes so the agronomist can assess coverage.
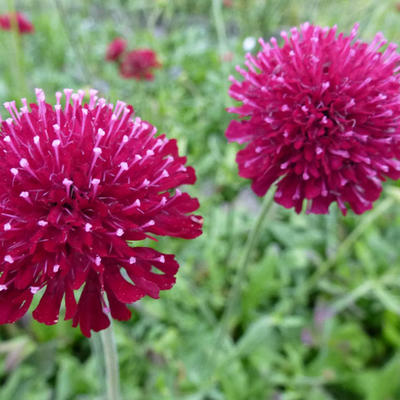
[0,89,202,336]
[226,24,400,214]
[119,49,161,81]
[0,12,34,34]
[105,37,127,61]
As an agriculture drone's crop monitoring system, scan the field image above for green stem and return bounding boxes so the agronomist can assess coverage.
[220,191,275,333]
[212,0,230,79]
[205,190,275,385]
[99,325,121,400]
[7,0,27,98]
[212,0,228,56]
[53,0,91,83]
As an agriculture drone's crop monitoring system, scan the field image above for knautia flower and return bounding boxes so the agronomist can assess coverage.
[226,23,400,214]
[105,37,127,62]
[0,89,202,336]
[0,12,34,34]
[119,49,161,81]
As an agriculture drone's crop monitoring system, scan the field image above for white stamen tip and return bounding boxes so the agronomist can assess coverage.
[30,286,40,294]
[53,264,60,273]
[91,178,100,185]
[84,223,92,232]
[38,220,48,227]
[4,255,14,263]
[19,158,29,168]
[0,285,7,291]
[95,256,102,266]
[93,147,102,155]
[20,191,29,199]
[98,128,105,136]
[119,162,128,171]
[10,168,18,176]
[63,178,73,186]
[116,228,124,237]
[33,136,40,144]
[3,223,11,231]
[129,257,136,264]
[52,139,61,148]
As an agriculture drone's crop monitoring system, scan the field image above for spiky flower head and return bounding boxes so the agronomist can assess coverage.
[0,12,34,34]
[226,24,400,214]
[105,37,127,62]
[119,49,161,81]
[0,89,202,336]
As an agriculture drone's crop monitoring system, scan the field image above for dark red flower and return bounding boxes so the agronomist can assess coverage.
[119,49,161,81]
[223,0,233,7]
[0,89,202,336]
[226,23,400,214]
[0,12,34,34]
[105,37,127,61]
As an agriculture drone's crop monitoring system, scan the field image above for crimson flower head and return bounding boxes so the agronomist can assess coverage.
[226,24,400,214]
[105,37,127,61]
[0,12,34,34]
[119,49,161,81]
[0,89,202,337]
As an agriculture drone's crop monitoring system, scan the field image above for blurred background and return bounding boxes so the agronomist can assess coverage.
[1,0,400,399]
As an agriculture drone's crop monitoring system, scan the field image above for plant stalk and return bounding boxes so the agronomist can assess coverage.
[206,190,275,383]
[7,0,28,98]
[220,191,275,333]
[99,324,121,400]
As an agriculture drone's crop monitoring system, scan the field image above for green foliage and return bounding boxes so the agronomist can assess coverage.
[1,0,400,399]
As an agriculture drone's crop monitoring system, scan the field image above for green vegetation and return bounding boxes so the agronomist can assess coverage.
[1,0,400,399]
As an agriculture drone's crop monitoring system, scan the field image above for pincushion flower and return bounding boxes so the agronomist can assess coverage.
[0,89,202,337]
[226,23,400,214]
[0,12,34,34]
[119,49,161,81]
[105,37,127,61]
